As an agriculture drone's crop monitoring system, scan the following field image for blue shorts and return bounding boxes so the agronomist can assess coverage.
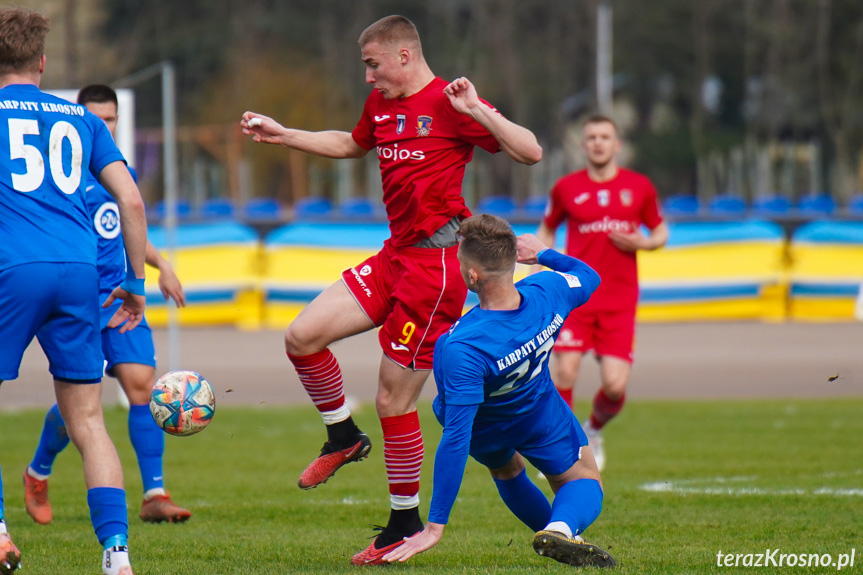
[0,263,103,382]
[100,296,156,376]
[459,392,588,476]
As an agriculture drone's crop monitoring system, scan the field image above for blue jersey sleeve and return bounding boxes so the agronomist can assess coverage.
[536,249,601,311]
[427,402,479,524]
[439,342,487,406]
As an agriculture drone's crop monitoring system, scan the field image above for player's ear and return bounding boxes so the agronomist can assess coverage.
[468,268,479,285]
[399,48,409,65]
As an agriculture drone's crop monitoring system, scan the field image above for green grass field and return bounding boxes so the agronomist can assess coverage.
[1,398,861,574]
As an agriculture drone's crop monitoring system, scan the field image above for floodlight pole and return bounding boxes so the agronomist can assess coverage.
[115,61,181,371]
[596,0,613,114]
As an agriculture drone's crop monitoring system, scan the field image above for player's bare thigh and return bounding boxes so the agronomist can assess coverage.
[285,279,375,356]
[376,355,429,418]
[112,362,156,404]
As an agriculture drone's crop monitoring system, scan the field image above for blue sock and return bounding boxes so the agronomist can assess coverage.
[30,404,70,476]
[493,468,552,531]
[87,487,128,546]
[549,478,604,536]
[128,404,165,492]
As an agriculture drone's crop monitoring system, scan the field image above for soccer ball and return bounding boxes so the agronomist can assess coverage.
[150,370,216,436]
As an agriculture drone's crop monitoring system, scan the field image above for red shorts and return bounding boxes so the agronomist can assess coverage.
[341,240,467,370]
[553,301,635,363]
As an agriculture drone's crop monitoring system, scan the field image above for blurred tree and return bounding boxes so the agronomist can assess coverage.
[63,0,863,202]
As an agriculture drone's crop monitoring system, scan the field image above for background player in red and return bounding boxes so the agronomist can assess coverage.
[536,115,668,471]
[240,15,541,564]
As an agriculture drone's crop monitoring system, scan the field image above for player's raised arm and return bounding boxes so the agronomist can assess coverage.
[517,233,601,294]
[443,77,542,165]
[240,111,368,159]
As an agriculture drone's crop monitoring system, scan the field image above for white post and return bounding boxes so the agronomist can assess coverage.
[596,0,613,114]
[162,61,181,371]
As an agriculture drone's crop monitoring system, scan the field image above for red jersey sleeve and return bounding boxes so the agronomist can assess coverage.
[351,98,376,151]
[454,99,501,155]
[542,177,568,231]
[639,176,664,229]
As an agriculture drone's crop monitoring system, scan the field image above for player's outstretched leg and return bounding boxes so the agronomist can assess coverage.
[24,404,71,525]
[351,412,424,565]
[290,350,372,489]
[128,403,190,523]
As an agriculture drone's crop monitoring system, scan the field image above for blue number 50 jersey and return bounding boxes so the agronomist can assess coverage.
[0,83,125,271]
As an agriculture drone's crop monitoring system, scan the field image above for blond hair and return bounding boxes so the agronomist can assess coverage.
[358,15,421,51]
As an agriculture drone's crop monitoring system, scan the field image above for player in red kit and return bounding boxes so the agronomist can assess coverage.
[241,15,541,564]
[536,115,668,472]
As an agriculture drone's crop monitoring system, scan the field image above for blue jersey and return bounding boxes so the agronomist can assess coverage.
[428,249,600,524]
[0,84,125,271]
[433,251,600,423]
[86,167,138,295]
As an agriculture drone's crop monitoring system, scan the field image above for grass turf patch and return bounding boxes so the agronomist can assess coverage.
[0,398,860,573]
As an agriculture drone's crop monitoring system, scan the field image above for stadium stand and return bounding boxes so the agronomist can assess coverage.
[707,194,747,217]
[199,198,236,221]
[476,195,518,218]
[293,197,333,220]
[661,194,700,217]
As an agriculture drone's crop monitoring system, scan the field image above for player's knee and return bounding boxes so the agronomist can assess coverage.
[601,382,626,401]
[554,364,579,388]
[284,322,318,356]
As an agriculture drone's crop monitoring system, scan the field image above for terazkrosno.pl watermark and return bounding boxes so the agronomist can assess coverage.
[717,549,856,570]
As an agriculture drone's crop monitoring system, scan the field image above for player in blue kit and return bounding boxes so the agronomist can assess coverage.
[0,8,147,575]
[384,214,616,568]
[23,85,191,528]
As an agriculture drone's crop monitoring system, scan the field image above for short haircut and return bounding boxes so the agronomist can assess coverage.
[358,15,421,50]
[0,7,49,76]
[583,114,618,134]
[458,214,518,274]
[77,84,118,107]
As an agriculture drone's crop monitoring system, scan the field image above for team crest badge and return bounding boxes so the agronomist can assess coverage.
[360,265,372,276]
[598,189,610,207]
[396,114,406,135]
[620,189,632,206]
[416,115,433,137]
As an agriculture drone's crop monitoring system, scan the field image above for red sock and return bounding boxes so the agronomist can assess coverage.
[381,412,423,505]
[556,386,573,409]
[589,389,625,430]
[287,350,345,413]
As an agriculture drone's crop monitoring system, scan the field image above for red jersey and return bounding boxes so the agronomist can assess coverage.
[352,77,501,247]
[543,168,663,310]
